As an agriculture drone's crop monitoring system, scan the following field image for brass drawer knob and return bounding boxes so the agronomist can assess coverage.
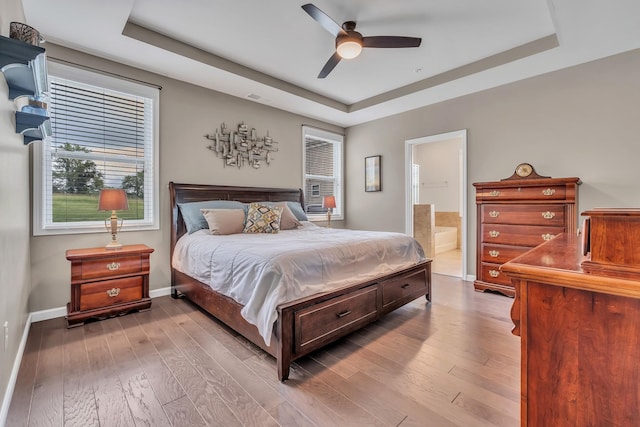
[106,287,121,297]
[489,250,500,258]
[107,262,121,271]
[489,190,500,197]
[489,270,500,278]
[489,230,500,238]
[489,211,500,218]
[542,188,556,196]
[542,233,555,241]
[542,211,555,219]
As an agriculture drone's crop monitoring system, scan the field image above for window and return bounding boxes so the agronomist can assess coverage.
[33,62,159,235]
[302,126,343,220]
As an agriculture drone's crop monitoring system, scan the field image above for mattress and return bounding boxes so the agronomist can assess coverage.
[172,222,425,344]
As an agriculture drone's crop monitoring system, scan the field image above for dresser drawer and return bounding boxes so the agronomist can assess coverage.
[481,204,566,226]
[477,185,566,201]
[78,255,143,281]
[480,263,513,286]
[481,244,531,263]
[381,267,429,312]
[79,276,143,311]
[482,224,565,246]
[295,286,378,353]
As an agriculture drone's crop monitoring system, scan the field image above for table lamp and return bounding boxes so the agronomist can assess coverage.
[98,189,129,249]
[323,195,336,228]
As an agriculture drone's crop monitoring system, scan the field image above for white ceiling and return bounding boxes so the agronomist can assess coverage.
[21,0,640,127]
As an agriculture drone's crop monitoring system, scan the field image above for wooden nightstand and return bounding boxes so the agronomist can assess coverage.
[65,244,154,328]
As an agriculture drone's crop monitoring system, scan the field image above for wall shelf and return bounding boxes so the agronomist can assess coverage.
[15,111,50,145]
[0,35,46,99]
[0,35,50,144]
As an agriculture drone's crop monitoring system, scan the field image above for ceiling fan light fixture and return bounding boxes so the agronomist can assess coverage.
[336,38,362,59]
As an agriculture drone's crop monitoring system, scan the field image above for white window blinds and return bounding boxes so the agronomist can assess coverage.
[33,62,159,235]
[302,126,343,220]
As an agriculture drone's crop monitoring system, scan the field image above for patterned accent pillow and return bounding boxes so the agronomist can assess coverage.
[243,203,283,234]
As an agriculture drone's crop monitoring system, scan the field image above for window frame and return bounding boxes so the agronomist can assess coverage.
[33,61,160,236]
[302,126,344,222]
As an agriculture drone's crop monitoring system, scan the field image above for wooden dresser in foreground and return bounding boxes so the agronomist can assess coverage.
[502,209,640,427]
[473,165,580,296]
[66,244,154,327]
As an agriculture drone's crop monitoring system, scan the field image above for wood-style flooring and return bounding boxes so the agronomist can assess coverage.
[6,275,520,426]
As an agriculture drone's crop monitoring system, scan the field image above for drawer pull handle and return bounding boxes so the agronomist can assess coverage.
[336,310,351,319]
[489,190,500,197]
[401,283,411,289]
[489,230,500,238]
[542,188,556,196]
[542,233,555,241]
[489,211,500,218]
[542,211,555,219]
[489,270,500,278]
[106,288,121,297]
[107,262,121,271]
[489,250,500,258]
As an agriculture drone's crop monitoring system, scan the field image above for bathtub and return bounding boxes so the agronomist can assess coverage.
[435,226,457,254]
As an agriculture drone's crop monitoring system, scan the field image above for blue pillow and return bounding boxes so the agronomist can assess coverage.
[286,201,308,221]
[178,200,245,233]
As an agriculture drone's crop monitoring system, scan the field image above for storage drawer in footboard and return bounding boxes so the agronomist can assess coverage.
[294,286,378,354]
[381,267,429,313]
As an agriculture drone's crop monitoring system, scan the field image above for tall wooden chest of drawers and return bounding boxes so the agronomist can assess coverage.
[473,167,580,296]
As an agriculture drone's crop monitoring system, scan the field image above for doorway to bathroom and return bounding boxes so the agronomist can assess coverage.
[405,130,467,279]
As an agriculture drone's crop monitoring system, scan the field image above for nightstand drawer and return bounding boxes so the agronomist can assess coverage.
[79,255,143,280]
[79,276,143,311]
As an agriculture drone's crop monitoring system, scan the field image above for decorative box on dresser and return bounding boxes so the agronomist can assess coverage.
[473,164,580,296]
[502,209,640,426]
[66,244,154,327]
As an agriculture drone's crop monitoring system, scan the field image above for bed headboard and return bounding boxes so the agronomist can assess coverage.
[169,182,305,257]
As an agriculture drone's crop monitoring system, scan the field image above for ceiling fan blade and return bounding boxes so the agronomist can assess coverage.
[302,4,347,38]
[362,36,422,48]
[318,52,342,79]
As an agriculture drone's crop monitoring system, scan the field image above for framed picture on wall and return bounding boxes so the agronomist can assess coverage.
[365,155,382,192]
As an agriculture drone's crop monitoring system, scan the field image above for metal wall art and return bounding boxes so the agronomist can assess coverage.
[204,122,278,169]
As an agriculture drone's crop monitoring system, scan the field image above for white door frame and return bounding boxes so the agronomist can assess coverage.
[405,129,468,280]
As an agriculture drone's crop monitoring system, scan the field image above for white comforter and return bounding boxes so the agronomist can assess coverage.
[172,222,425,345]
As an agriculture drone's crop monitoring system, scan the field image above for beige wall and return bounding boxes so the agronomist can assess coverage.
[29,44,344,312]
[0,0,31,418]
[346,48,640,275]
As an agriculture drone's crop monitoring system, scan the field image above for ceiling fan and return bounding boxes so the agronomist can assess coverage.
[301,3,422,78]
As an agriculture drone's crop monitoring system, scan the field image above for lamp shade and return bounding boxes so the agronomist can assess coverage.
[323,195,336,209]
[98,189,129,211]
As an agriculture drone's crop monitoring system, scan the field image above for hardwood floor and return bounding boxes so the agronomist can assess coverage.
[6,275,520,427]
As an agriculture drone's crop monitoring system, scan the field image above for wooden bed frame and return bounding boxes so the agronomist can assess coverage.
[169,182,432,380]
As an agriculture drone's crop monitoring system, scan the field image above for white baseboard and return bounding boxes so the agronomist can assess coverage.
[30,306,67,323]
[465,274,476,282]
[0,313,32,427]
[0,286,172,426]
[29,286,172,323]
[150,286,171,298]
